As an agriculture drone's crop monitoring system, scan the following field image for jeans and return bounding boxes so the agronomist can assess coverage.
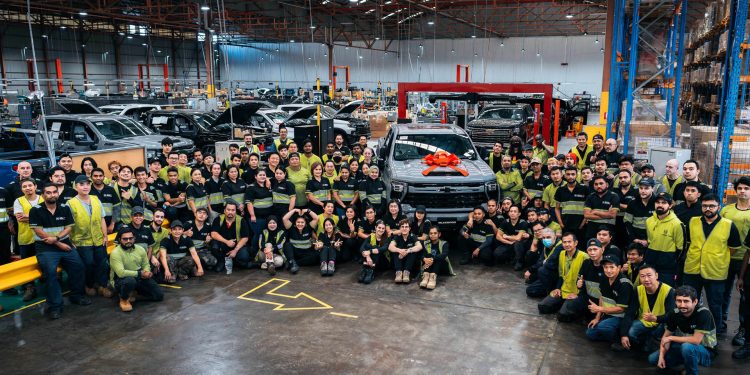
[683,274,725,332]
[722,259,745,326]
[36,250,86,312]
[283,243,319,266]
[648,343,713,375]
[586,316,622,342]
[319,246,337,263]
[628,320,664,346]
[114,276,164,302]
[19,244,37,289]
[392,251,417,272]
[249,218,267,253]
[76,245,109,288]
[211,243,251,269]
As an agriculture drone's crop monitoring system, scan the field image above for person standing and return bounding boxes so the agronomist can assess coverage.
[29,183,91,319]
[14,178,42,301]
[523,157,551,202]
[660,159,683,196]
[67,175,111,298]
[496,155,523,204]
[719,176,750,343]
[90,168,118,234]
[245,170,274,253]
[542,167,564,210]
[486,142,505,173]
[583,176,620,241]
[109,227,164,312]
[625,178,656,245]
[672,160,711,206]
[648,286,717,374]
[644,193,684,287]
[554,167,588,240]
[734,244,750,358]
[210,201,251,272]
[569,132,591,170]
[683,193,741,333]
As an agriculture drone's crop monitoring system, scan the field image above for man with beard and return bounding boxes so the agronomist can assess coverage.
[496,155,523,204]
[644,193,684,287]
[48,166,77,202]
[569,132,591,170]
[90,168,118,233]
[584,134,606,167]
[109,226,163,312]
[554,167,589,240]
[29,183,91,319]
[603,138,622,175]
[583,176,620,241]
[719,176,750,343]
[660,159,683,196]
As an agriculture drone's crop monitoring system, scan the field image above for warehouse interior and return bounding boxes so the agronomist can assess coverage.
[1,0,750,373]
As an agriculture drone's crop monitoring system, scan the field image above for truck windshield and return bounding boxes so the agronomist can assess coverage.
[393,134,476,161]
[115,117,154,135]
[91,119,141,139]
[193,113,219,129]
[479,108,525,121]
[263,111,288,122]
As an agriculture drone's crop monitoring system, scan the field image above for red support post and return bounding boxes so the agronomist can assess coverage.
[137,64,144,92]
[440,102,448,124]
[456,65,470,82]
[163,64,170,92]
[55,58,64,94]
[554,100,561,155]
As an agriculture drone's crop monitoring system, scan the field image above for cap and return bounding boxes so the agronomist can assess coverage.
[148,157,162,165]
[601,254,621,265]
[131,206,145,216]
[638,178,655,187]
[655,192,673,204]
[530,157,542,165]
[170,220,184,229]
[526,207,537,214]
[537,208,549,215]
[641,163,655,172]
[415,205,427,213]
[161,137,173,146]
[586,238,602,249]
[74,175,91,185]
[523,144,533,151]
[195,207,208,214]
[593,134,604,141]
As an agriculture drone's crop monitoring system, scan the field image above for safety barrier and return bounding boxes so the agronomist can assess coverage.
[0,234,118,291]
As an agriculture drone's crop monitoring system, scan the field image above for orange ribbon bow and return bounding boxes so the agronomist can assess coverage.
[422,151,469,176]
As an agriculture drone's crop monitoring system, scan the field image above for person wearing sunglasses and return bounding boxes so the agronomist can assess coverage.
[109,227,164,312]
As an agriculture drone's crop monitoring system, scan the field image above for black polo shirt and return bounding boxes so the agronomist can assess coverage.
[391,233,419,250]
[211,215,250,241]
[464,222,494,247]
[159,235,195,257]
[151,177,168,202]
[338,218,361,237]
[584,190,621,218]
[186,220,212,250]
[487,213,506,229]
[162,181,187,200]
[554,183,589,229]
[59,186,77,203]
[383,213,406,232]
[359,218,378,237]
[91,184,119,223]
[241,167,261,185]
[626,197,655,240]
[579,259,604,302]
[524,174,551,199]
[599,273,633,317]
[500,218,529,237]
[672,181,710,205]
[665,307,717,352]
[125,223,155,250]
[244,183,273,217]
[28,202,75,252]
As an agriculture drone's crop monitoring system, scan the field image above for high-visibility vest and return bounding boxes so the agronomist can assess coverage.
[637,283,671,328]
[219,215,242,242]
[17,196,43,245]
[685,217,733,280]
[556,250,588,297]
[187,183,210,211]
[274,138,292,150]
[660,175,683,196]
[424,240,455,275]
[67,195,105,247]
[570,145,591,170]
[720,203,750,260]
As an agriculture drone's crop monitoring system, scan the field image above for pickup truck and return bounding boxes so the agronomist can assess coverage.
[377,123,497,228]
[465,103,534,149]
[277,100,371,144]
[0,129,53,187]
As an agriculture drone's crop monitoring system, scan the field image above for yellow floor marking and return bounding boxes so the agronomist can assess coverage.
[237,278,333,311]
[158,284,182,289]
[329,312,359,319]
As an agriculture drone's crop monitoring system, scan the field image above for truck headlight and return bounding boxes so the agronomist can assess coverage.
[392,181,407,193]
[146,150,157,160]
[485,181,498,192]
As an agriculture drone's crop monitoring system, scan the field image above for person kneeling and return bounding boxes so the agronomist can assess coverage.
[420,226,454,290]
[110,227,164,312]
[159,220,204,283]
[585,255,633,343]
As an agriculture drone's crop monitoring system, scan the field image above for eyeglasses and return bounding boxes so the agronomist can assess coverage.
[120,236,134,241]
[701,204,718,209]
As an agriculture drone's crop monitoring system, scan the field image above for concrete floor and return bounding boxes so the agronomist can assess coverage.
[0,261,744,374]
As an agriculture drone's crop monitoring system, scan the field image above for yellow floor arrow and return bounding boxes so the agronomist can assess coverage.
[237,278,333,311]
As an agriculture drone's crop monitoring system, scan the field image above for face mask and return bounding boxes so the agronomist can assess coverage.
[542,238,554,248]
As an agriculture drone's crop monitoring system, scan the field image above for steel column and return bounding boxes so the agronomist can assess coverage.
[669,0,688,147]
[622,0,641,153]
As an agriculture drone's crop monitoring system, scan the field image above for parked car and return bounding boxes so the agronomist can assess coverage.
[277,100,371,143]
[377,123,497,228]
[99,104,161,123]
[465,103,534,149]
[41,114,194,161]
[145,103,273,154]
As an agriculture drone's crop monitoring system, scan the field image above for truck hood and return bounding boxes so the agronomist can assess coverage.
[467,118,521,127]
[121,135,193,151]
[212,103,263,126]
[335,100,363,116]
[286,106,319,122]
[389,158,494,184]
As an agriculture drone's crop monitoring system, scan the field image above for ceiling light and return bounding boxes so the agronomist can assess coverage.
[349,0,358,2]
[127,35,133,39]
[118,32,125,36]
[536,52,540,57]
[500,41,504,47]
[375,37,380,40]
[142,43,147,46]
[275,48,280,51]
[310,25,316,29]
[157,50,162,53]
[471,35,476,38]
[451,49,455,53]
[290,39,295,43]
[583,31,588,36]
[474,53,478,57]
[323,53,327,56]
[42,34,48,38]
[308,57,312,60]
[60,26,67,29]
[81,44,86,48]
[385,0,392,4]
[79,11,87,16]
[358,55,363,59]
[595,37,599,44]
[521,48,526,53]
[566,13,573,19]
[427,21,434,25]
[201,5,210,11]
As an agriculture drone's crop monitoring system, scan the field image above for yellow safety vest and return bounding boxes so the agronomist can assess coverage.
[274,138,292,150]
[17,196,43,245]
[685,217,733,280]
[424,240,455,275]
[720,203,750,260]
[637,283,672,328]
[556,250,589,297]
[67,195,105,247]
[570,145,591,170]
[660,175,683,196]
[219,215,242,242]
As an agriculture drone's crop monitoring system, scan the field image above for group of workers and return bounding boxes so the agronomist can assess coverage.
[477,131,749,372]
[1,128,749,372]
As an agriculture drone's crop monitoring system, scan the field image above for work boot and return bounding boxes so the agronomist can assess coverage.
[402,271,410,283]
[261,262,268,270]
[320,262,328,276]
[419,273,429,288]
[358,267,367,283]
[733,328,746,347]
[289,260,299,274]
[394,271,403,283]
[426,273,437,290]
[610,342,628,352]
[49,310,62,320]
[70,296,92,306]
[98,286,113,298]
[733,344,750,359]
[327,261,335,276]
[22,285,37,302]
[268,262,276,276]
[128,291,137,303]
[119,298,133,312]
[85,287,96,297]
[364,268,375,284]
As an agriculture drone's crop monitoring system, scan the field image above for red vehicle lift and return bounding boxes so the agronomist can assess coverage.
[137,64,170,92]
[396,82,554,143]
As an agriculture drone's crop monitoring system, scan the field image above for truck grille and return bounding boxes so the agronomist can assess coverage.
[467,126,513,145]
[402,191,487,209]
